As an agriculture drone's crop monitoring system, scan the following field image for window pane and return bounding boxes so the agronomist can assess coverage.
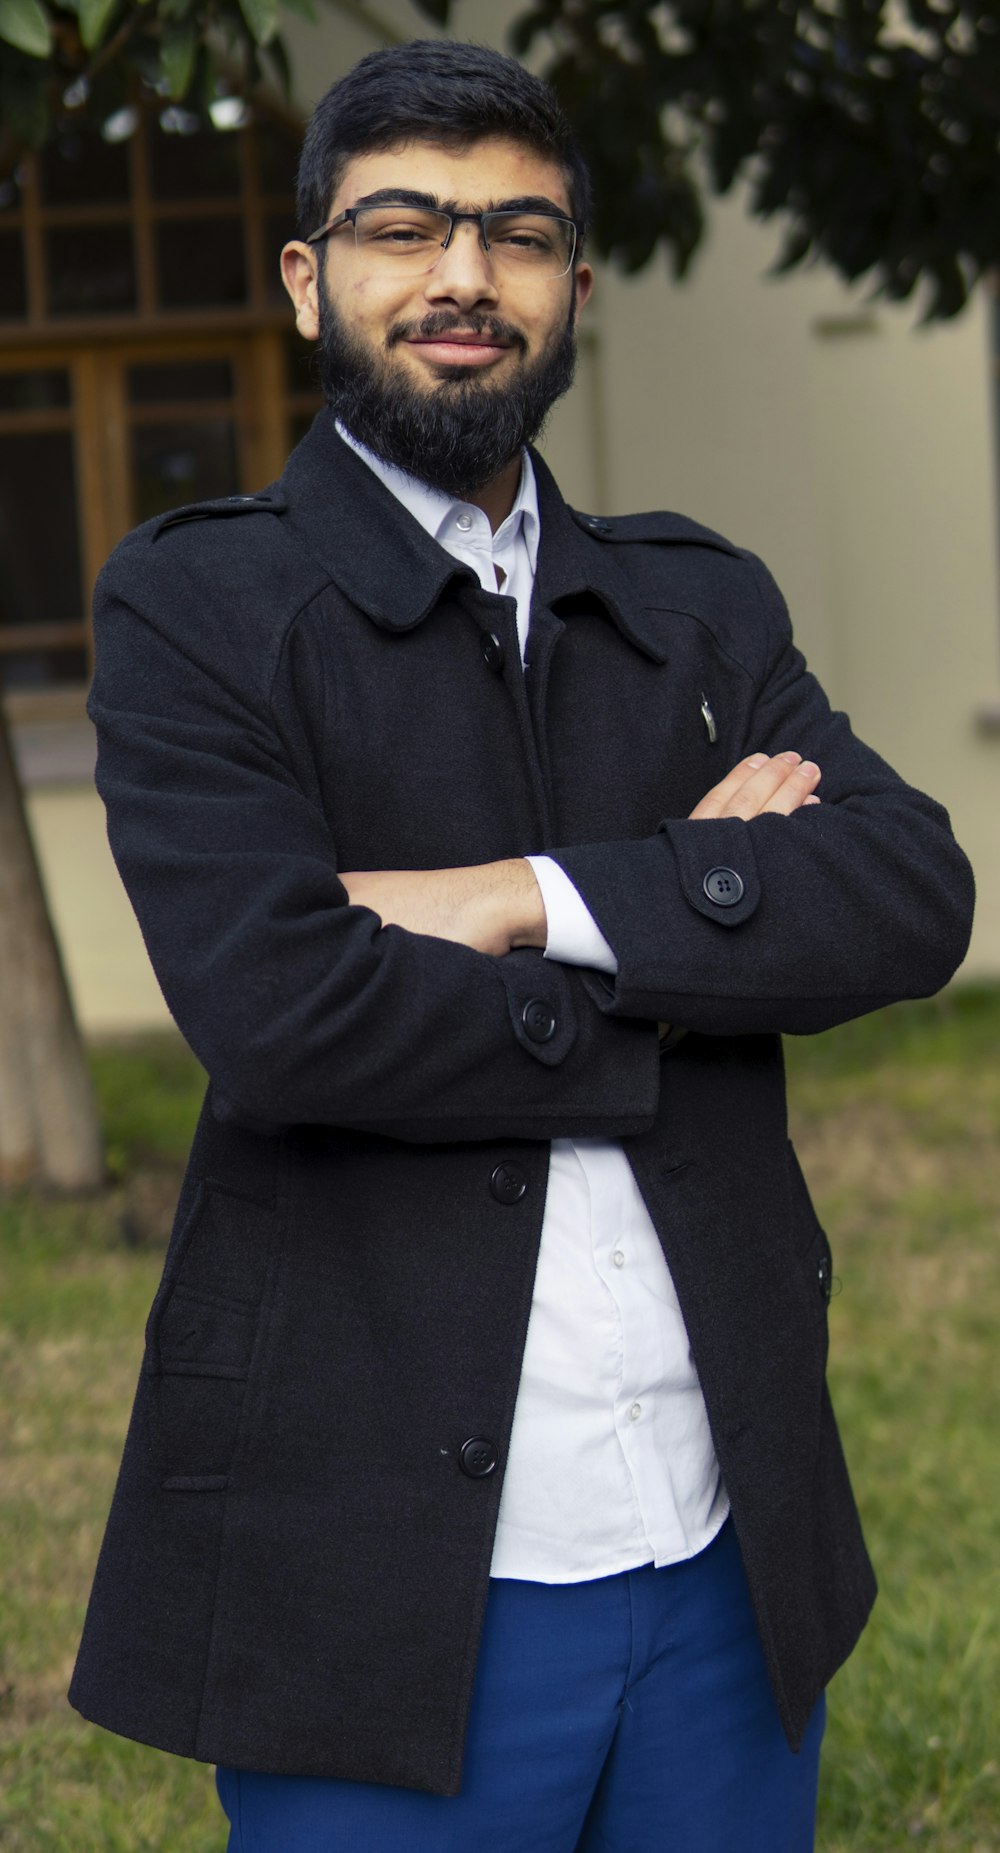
[0,231,27,319]
[0,369,71,412]
[264,210,295,304]
[156,218,246,308]
[150,123,241,201]
[284,329,321,398]
[256,120,299,196]
[46,224,136,315]
[131,418,239,521]
[40,130,131,206]
[0,170,25,210]
[0,431,82,629]
[128,360,234,404]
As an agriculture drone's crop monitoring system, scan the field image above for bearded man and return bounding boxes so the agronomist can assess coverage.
[71,37,974,1853]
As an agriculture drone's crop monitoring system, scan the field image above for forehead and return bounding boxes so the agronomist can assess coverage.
[329,136,572,215]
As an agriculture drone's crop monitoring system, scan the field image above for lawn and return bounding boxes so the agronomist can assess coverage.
[1,992,998,1851]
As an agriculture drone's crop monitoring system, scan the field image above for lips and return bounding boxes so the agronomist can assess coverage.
[406,329,514,360]
[390,318,525,366]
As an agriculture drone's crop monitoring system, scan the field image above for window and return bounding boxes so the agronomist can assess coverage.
[0,107,322,707]
[0,108,301,328]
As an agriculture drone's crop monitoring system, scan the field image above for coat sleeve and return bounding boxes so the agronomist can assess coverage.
[549,558,975,1036]
[87,571,659,1142]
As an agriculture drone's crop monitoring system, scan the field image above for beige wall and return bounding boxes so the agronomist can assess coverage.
[24,4,1000,1034]
[586,195,1000,974]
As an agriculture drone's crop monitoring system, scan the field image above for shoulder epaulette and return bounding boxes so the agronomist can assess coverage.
[570,508,741,556]
[152,489,287,539]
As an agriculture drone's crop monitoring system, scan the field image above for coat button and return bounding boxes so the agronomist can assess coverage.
[522,998,556,1043]
[702,867,745,907]
[480,632,505,673]
[817,1254,832,1304]
[459,1437,498,1478]
[491,1162,528,1204]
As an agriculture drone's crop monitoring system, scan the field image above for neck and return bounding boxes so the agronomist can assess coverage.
[464,454,523,533]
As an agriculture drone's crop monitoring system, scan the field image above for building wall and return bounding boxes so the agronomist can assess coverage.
[23,3,1000,1036]
[590,197,1000,975]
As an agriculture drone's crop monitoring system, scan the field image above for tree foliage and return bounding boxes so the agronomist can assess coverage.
[2,0,999,316]
[482,0,1000,319]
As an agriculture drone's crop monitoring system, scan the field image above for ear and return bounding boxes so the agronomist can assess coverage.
[572,260,594,321]
[281,241,321,342]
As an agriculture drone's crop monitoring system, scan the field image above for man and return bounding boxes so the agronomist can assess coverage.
[71,37,974,1853]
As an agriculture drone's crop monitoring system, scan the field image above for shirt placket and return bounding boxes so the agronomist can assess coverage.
[583,1141,657,1560]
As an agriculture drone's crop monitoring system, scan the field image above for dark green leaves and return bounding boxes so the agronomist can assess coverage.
[511,0,1000,318]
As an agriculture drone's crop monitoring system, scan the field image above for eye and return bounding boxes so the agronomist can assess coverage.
[355,208,446,250]
[490,221,557,253]
[484,213,574,269]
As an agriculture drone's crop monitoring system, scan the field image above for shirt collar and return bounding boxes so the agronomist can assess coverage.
[336,421,540,576]
[276,411,670,661]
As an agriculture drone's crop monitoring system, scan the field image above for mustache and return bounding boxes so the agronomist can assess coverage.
[387,311,527,352]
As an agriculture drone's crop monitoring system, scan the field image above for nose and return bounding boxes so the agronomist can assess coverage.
[423,220,499,307]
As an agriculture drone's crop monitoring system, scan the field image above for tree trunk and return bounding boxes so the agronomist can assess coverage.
[0,710,103,1191]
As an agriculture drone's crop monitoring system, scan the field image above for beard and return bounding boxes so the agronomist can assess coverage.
[315,276,577,498]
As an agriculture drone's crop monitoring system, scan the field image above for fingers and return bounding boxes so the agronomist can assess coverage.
[689,752,821,821]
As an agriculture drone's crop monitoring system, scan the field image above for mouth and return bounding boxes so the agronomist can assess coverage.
[404,333,515,368]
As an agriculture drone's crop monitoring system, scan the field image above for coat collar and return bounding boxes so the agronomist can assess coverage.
[279,409,669,663]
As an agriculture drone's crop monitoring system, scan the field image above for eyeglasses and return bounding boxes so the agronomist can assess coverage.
[305,204,578,279]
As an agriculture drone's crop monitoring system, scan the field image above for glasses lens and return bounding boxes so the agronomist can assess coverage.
[349,206,576,276]
[352,207,452,264]
[483,213,576,276]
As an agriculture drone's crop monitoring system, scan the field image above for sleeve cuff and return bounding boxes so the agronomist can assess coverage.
[525,855,619,975]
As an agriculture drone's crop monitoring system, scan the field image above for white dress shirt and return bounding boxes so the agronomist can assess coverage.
[338,425,728,1581]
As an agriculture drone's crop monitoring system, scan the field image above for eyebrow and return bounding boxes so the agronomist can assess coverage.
[352,188,571,218]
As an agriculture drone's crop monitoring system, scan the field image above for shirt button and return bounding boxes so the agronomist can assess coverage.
[456,512,473,531]
[612,1249,625,1268]
[628,1402,642,1422]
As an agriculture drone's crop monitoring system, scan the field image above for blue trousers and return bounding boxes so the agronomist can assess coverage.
[217,1519,824,1852]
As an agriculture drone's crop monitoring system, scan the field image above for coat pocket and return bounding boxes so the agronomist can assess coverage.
[146,1182,275,1490]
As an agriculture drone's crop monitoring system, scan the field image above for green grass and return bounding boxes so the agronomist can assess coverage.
[786,989,1000,1852]
[1,999,999,1851]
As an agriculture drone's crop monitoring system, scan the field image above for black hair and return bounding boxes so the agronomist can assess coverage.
[296,39,591,249]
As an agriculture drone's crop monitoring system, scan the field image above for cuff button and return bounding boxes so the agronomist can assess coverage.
[522,998,556,1042]
[703,867,744,907]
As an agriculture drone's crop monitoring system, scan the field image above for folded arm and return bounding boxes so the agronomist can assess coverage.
[88,588,659,1142]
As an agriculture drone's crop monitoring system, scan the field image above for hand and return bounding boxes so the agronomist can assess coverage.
[689,751,821,820]
[339,860,547,956]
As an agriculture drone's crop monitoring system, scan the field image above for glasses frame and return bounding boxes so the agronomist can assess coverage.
[305,202,579,279]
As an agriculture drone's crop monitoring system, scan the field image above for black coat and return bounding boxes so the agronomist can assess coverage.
[71,411,974,1795]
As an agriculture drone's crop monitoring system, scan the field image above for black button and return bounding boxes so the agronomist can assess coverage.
[459,1437,498,1478]
[582,514,612,534]
[817,1254,832,1304]
[480,632,505,672]
[703,867,745,907]
[522,998,556,1043]
[491,1162,528,1204]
